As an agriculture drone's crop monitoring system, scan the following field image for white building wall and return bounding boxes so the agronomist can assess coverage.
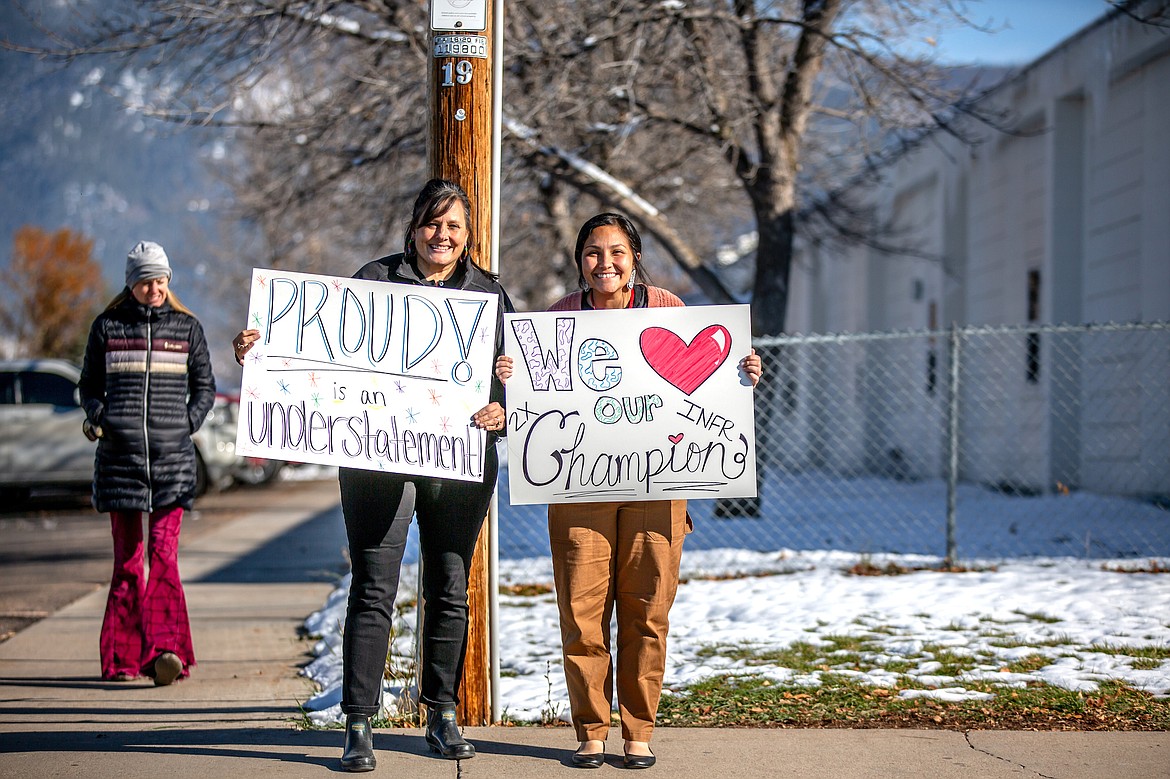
[1076,39,1170,495]
[1085,70,1144,321]
[878,176,946,479]
[1137,50,1170,492]
[960,127,1052,489]
[794,2,1169,497]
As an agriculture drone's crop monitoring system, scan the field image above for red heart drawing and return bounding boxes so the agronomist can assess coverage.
[640,324,732,395]
[668,433,684,445]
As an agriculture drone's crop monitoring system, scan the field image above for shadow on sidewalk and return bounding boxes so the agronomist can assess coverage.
[0,699,298,718]
[193,505,348,585]
[469,737,579,766]
[0,726,570,767]
[0,726,341,767]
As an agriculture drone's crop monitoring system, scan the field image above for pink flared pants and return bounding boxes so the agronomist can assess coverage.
[99,506,195,681]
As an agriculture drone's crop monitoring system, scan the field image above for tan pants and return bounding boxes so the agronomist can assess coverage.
[549,499,690,742]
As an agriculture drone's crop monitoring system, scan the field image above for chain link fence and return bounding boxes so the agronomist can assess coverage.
[495,322,1170,584]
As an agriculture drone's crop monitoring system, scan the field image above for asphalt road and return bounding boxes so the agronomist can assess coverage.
[0,476,340,643]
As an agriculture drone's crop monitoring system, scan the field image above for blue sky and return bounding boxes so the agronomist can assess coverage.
[931,0,1114,64]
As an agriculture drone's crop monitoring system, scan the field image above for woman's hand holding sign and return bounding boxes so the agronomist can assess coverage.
[494,354,513,385]
[740,349,762,388]
[233,328,260,366]
[471,401,506,432]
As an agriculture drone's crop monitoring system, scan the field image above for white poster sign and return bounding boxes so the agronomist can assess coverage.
[235,268,499,482]
[504,305,757,505]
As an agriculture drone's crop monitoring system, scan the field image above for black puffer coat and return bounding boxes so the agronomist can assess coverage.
[79,293,216,513]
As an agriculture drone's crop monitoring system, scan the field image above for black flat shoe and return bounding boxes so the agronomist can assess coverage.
[425,706,475,759]
[571,747,605,768]
[340,714,376,772]
[623,749,655,769]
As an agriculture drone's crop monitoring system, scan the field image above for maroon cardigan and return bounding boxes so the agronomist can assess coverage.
[547,286,684,311]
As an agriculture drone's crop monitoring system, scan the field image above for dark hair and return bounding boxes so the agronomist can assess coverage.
[403,178,474,260]
[573,212,645,289]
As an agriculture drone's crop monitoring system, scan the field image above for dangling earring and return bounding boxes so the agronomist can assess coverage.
[405,236,415,258]
[626,268,636,290]
[462,245,472,262]
[579,277,590,291]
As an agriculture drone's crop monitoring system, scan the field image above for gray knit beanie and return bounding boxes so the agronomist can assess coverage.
[125,241,172,287]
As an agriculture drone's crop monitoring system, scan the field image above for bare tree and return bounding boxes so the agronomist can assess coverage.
[501,0,1012,334]
[8,0,1016,332]
[6,1,435,276]
[1109,0,1170,26]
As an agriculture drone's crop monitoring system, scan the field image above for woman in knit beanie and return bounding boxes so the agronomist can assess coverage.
[78,240,216,686]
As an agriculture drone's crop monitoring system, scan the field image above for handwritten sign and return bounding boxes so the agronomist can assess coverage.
[235,268,499,482]
[503,305,757,505]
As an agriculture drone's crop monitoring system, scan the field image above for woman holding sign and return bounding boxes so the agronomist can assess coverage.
[234,179,511,771]
[496,213,762,769]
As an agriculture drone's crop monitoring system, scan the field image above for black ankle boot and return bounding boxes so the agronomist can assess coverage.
[340,714,376,772]
[425,705,475,759]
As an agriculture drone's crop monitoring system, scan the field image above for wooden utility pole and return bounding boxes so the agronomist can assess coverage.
[427,0,495,727]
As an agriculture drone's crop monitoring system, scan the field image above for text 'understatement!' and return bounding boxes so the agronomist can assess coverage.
[503,305,757,505]
[235,268,499,482]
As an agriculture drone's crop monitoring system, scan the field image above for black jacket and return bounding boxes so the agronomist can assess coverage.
[79,293,216,512]
[351,252,512,445]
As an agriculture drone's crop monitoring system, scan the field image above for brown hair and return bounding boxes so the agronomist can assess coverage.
[403,178,474,261]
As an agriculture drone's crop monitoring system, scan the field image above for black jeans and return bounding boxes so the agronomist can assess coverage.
[338,449,498,715]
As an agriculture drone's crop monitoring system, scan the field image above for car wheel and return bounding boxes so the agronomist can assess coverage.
[0,486,31,507]
[234,458,283,486]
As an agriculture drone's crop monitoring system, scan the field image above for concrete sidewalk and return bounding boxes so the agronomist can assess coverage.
[1,478,1167,778]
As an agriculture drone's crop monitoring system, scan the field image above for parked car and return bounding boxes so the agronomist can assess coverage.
[216,392,286,486]
[0,358,241,504]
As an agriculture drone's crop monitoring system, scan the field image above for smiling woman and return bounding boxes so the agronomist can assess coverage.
[411,197,471,281]
[230,178,514,772]
[78,240,216,687]
[493,212,763,769]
